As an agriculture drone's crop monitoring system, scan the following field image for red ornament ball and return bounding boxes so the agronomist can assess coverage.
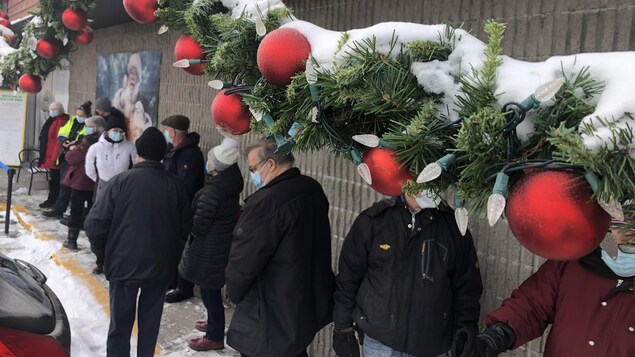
[36,39,62,59]
[123,0,158,24]
[0,18,10,28]
[74,28,94,45]
[174,34,205,76]
[506,170,610,260]
[0,12,8,20]
[363,147,414,196]
[211,89,251,135]
[18,74,42,94]
[62,8,87,31]
[257,27,311,86]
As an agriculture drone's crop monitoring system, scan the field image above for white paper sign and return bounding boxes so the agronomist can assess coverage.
[0,90,27,166]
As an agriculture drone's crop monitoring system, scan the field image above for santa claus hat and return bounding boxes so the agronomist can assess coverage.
[128,53,142,74]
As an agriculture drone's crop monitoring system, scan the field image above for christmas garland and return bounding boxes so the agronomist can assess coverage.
[132,0,635,258]
[0,0,95,93]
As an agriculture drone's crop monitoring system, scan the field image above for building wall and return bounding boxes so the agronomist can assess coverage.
[67,1,635,356]
[7,0,37,20]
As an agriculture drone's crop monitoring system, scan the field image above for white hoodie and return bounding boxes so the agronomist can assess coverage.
[85,134,137,183]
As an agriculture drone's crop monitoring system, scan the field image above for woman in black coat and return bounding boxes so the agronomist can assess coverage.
[179,138,243,351]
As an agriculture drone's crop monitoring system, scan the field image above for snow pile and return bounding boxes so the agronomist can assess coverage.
[221,0,288,20]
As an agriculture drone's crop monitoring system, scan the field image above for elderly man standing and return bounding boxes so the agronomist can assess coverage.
[85,127,192,357]
[225,138,335,357]
[161,114,205,303]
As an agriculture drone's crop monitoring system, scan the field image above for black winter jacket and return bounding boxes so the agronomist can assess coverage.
[225,168,335,357]
[38,116,54,161]
[84,161,192,286]
[333,197,483,357]
[179,164,244,290]
[163,132,205,200]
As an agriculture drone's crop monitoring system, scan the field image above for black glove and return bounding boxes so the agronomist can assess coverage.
[452,323,516,357]
[332,327,360,357]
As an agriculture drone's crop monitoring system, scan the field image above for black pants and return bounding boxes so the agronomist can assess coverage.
[241,352,307,357]
[52,160,71,214]
[69,189,93,228]
[200,289,225,341]
[47,169,60,202]
[107,282,167,357]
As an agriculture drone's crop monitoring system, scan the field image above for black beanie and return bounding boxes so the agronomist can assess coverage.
[106,115,127,132]
[135,127,167,161]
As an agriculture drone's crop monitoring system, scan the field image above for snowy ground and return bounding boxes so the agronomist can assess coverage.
[0,174,239,356]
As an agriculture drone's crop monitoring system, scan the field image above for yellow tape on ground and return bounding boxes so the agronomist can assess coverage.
[7,203,162,355]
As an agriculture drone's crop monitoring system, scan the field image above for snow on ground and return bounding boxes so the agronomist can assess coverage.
[0,186,239,356]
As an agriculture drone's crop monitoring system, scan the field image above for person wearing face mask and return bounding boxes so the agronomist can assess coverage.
[161,115,205,303]
[84,115,137,274]
[332,190,483,357]
[42,101,92,219]
[224,137,335,357]
[177,138,243,351]
[37,102,70,209]
[94,96,125,126]
[451,221,635,357]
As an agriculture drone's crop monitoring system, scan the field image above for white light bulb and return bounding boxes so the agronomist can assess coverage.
[598,197,625,221]
[172,59,191,68]
[356,163,372,185]
[0,25,14,37]
[600,232,619,260]
[305,59,317,84]
[157,25,169,34]
[249,107,263,122]
[455,207,469,236]
[311,107,319,123]
[27,36,37,51]
[62,37,68,46]
[352,134,380,148]
[416,163,442,183]
[486,193,506,226]
[255,17,267,37]
[533,77,565,102]
[87,18,94,23]
[208,80,224,90]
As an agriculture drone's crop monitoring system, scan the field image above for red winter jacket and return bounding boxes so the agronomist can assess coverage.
[40,114,69,169]
[486,256,635,356]
[62,139,95,192]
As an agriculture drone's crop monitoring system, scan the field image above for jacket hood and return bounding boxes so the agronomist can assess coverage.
[207,163,244,197]
[165,132,201,158]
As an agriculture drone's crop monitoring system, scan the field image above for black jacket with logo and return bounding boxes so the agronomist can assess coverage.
[225,168,335,357]
[333,197,483,357]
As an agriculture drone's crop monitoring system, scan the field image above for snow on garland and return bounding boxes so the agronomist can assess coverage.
[142,0,633,259]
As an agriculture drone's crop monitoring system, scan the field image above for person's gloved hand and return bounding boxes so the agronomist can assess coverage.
[451,322,516,357]
[332,327,360,357]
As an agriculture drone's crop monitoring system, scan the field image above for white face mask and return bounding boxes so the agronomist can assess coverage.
[415,190,441,209]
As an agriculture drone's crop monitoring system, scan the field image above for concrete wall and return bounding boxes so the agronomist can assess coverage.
[66,1,635,356]
[7,0,37,20]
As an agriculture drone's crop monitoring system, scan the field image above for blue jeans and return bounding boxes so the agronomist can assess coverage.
[363,336,448,357]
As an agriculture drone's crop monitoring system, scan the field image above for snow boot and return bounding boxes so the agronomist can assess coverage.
[62,227,80,251]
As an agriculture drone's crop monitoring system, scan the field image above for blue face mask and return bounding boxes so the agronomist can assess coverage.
[164,130,173,144]
[84,127,94,135]
[602,249,635,277]
[415,190,441,209]
[76,116,85,124]
[109,131,124,142]
[49,110,59,117]
[249,162,270,190]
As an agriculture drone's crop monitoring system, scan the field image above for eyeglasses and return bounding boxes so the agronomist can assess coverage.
[619,244,635,254]
[248,159,268,173]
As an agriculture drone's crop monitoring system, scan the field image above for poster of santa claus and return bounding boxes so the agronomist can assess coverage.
[96,51,161,141]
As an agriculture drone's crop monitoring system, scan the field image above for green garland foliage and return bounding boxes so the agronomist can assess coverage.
[0,0,96,85]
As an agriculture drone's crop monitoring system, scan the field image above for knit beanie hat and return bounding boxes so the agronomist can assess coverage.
[136,127,167,161]
[76,101,92,116]
[105,115,127,132]
[208,138,239,172]
[161,115,190,131]
[95,97,112,112]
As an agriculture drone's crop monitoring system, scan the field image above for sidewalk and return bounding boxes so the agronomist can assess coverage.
[0,170,239,356]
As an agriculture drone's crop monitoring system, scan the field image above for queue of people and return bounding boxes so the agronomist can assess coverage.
[36,103,635,357]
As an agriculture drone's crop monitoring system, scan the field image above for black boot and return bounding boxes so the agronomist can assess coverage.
[62,228,80,251]
[165,289,195,303]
